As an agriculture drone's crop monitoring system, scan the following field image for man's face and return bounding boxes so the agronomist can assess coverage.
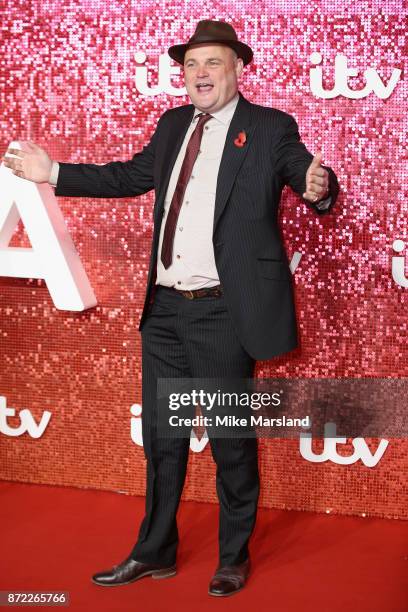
[183,44,243,113]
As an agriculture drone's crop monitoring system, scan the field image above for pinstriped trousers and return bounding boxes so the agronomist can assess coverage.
[130,285,260,567]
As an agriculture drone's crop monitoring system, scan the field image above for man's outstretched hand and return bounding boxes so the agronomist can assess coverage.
[303,151,329,203]
[3,142,52,183]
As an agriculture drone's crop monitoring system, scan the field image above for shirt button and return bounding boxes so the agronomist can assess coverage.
[177,281,181,285]
[205,126,209,130]
[179,226,183,231]
[176,254,181,259]
[184,201,189,205]
[190,175,194,179]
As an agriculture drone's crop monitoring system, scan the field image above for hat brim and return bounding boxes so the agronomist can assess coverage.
[168,40,253,66]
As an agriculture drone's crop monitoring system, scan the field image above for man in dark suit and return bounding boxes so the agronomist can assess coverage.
[5,20,339,597]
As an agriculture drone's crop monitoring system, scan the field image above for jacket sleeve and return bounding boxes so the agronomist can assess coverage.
[55,114,166,198]
[274,114,340,215]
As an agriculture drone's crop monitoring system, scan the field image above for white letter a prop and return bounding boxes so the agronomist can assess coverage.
[0,142,97,311]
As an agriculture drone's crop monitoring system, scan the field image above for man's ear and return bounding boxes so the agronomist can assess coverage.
[236,57,244,78]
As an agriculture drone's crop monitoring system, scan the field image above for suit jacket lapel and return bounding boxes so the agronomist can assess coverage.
[213,92,256,231]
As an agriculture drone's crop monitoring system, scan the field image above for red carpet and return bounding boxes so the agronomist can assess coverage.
[0,481,406,612]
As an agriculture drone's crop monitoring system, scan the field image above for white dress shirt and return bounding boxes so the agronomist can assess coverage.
[156,93,239,290]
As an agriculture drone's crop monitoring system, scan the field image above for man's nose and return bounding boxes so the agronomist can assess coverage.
[196,65,210,78]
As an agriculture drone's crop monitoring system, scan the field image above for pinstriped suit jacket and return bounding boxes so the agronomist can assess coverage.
[55,91,340,360]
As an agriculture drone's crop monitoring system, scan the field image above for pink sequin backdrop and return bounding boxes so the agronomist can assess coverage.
[0,1,407,518]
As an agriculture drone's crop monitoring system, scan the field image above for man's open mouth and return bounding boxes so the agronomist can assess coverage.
[196,83,214,92]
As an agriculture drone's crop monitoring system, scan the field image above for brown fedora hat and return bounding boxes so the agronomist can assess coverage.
[168,20,253,66]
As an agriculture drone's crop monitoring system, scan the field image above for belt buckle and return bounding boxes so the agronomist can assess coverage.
[185,290,195,300]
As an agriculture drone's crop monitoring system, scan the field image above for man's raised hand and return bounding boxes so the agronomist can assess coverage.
[303,151,329,203]
[3,141,53,183]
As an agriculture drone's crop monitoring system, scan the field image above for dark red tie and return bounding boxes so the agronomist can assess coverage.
[160,112,212,269]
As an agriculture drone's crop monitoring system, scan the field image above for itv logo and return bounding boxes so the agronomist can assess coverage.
[0,395,51,438]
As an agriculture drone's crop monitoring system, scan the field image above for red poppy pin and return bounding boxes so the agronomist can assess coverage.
[234,130,247,148]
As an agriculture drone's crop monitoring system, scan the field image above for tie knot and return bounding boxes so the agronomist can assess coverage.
[195,112,212,127]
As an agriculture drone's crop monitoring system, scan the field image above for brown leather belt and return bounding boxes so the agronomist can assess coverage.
[159,284,223,300]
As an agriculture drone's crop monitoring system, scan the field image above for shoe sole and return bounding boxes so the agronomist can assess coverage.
[208,585,244,597]
[92,567,177,587]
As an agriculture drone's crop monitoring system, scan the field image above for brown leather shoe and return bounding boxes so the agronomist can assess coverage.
[92,557,176,586]
[208,558,250,597]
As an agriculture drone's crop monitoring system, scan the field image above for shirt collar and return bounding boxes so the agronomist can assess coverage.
[193,92,239,126]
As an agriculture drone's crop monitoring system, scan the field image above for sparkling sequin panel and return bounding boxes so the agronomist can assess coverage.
[0,1,407,518]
